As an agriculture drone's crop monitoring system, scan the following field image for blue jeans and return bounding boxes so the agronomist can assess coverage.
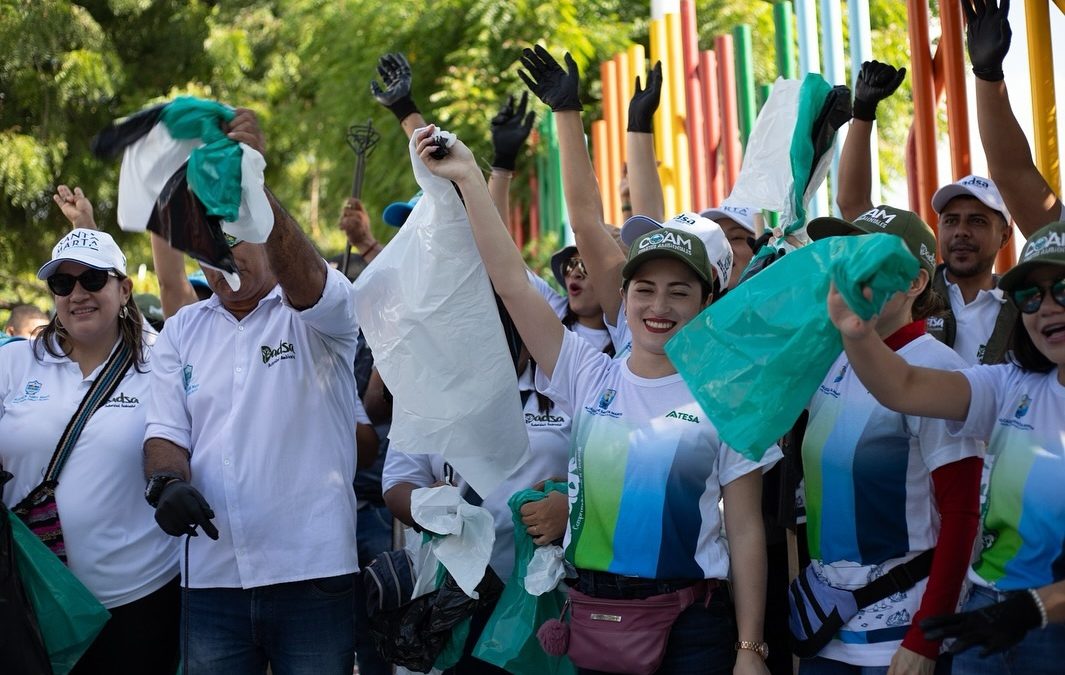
[578,592,737,675]
[183,575,356,675]
[353,503,395,675]
[950,585,1065,675]
[799,656,953,675]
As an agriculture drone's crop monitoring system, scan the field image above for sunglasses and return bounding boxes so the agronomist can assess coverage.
[1010,278,1065,314]
[563,257,587,277]
[47,269,118,296]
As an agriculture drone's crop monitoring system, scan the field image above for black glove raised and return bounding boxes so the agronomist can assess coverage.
[491,92,536,171]
[628,60,663,133]
[518,45,582,113]
[921,590,1043,656]
[962,0,1012,82]
[370,52,420,122]
[154,480,219,540]
[852,60,906,121]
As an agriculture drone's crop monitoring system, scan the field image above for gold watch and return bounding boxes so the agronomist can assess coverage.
[735,640,769,660]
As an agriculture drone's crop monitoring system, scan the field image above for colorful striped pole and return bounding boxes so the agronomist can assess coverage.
[941,0,972,182]
[733,25,757,150]
[650,17,677,216]
[773,0,796,79]
[701,49,725,206]
[716,35,742,194]
[1024,0,1061,195]
[666,11,691,212]
[592,119,611,224]
[601,59,621,225]
[905,0,939,227]
[680,0,708,211]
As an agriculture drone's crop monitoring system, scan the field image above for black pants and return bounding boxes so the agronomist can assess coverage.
[71,575,180,675]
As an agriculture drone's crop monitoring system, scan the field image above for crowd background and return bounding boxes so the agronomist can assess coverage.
[0,0,919,317]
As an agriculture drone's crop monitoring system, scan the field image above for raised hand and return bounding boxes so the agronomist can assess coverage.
[517,45,582,112]
[415,125,478,183]
[225,107,266,157]
[827,281,879,340]
[53,184,96,230]
[852,60,906,121]
[627,60,663,133]
[491,92,536,171]
[961,0,1012,82]
[338,198,374,250]
[370,52,420,121]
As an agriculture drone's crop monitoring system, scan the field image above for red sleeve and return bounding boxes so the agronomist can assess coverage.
[901,456,982,659]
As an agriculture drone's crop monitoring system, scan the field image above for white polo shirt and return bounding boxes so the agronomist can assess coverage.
[1,338,178,608]
[145,267,361,589]
[942,269,1007,365]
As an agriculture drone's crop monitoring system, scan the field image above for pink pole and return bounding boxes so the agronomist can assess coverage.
[715,35,741,193]
[701,50,723,206]
[680,0,708,211]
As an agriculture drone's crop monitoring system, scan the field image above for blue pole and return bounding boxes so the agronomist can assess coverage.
[820,0,846,217]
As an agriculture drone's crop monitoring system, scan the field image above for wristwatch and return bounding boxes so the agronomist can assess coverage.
[145,473,184,508]
[735,640,769,660]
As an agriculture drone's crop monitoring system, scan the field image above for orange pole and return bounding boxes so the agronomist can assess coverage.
[616,52,632,173]
[600,60,621,224]
[680,0,708,211]
[529,173,540,243]
[906,0,939,227]
[701,50,724,206]
[512,203,523,249]
[940,0,972,181]
[716,35,742,194]
[592,119,611,222]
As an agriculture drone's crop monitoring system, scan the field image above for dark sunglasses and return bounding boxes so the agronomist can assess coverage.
[1010,278,1065,314]
[563,257,587,277]
[47,269,117,296]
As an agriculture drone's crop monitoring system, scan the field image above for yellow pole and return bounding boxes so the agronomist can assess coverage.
[1024,0,1061,194]
[616,52,632,181]
[666,11,691,213]
[1053,0,1065,16]
[650,17,677,216]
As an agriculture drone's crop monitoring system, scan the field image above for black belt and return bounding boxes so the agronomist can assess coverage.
[573,569,721,600]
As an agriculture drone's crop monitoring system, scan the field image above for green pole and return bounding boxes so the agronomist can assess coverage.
[537,117,551,242]
[544,111,568,243]
[733,25,757,150]
[773,1,796,80]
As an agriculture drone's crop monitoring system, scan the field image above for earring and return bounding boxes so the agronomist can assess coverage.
[119,306,129,320]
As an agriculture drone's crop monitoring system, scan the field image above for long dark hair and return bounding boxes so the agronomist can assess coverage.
[1007,312,1054,373]
[911,280,946,322]
[34,277,148,372]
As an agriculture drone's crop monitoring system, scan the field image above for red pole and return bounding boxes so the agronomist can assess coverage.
[680,0,708,211]
[906,0,939,227]
[701,50,723,206]
[940,0,971,180]
[715,35,742,194]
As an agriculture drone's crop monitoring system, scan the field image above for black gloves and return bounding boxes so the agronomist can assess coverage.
[371,52,420,122]
[852,60,906,121]
[921,590,1043,656]
[628,61,663,133]
[518,45,582,113]
[154,480,219,540]
[962,0,1012,82]
[491,92,536,171]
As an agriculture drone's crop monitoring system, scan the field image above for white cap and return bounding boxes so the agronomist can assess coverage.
[931,175,1011,224]
[621,211,734,287]
[37,229,127,279]
[699,199,757,234]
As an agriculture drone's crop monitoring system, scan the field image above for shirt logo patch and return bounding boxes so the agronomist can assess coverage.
[665,410,700,423]
[12,379,50,403]
[261,340,296,367]
[597,388,617,410]
[1014,394,1031,419]
[183,364,200,395]
[998,394,1034,430]
[525,411,566,428]
[104,392,140,408]
[585,388,623,418]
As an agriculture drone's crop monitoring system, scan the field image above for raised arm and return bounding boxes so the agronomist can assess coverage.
[416,126,564,377]
[828,281,971,420]
[372,52,428,139]
[519,46,627,324]
[488,92,536,222]
[965,0,1062,236]
[836,61,905,220]
[338,198,382,263]
[626,61,665,223]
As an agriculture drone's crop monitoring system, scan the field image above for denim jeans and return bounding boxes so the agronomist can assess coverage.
[950,584,1065,675]
[183,574,356,675]
[354,503,395,675]
[799,656,953,675]
[578,591,737,675]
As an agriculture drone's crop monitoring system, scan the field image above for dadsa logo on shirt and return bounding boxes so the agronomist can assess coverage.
[104,392,140,409]
[261,340,296,367]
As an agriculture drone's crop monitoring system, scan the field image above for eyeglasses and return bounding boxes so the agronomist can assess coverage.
[1010,278,1065,314]
[47,269,117,296]
[563,257,587,277]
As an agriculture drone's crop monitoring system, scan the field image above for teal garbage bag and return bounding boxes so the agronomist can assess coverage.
[160,96,242,222]
[473,481,574,675]
[10,509,110,675]
[665,233,919,460]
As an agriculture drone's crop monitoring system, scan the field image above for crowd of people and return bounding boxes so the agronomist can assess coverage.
[2,2,1064,674]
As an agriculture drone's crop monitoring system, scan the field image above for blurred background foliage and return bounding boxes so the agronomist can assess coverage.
[1,0,918,313]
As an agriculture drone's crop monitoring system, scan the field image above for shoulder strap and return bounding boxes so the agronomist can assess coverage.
[42,342,135,482]
[981,299,1018,365]
[852,548,935,608]
[927,266,957,348]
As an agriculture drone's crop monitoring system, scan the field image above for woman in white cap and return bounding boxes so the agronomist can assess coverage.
[0,195,179,674]
[827,220,1065,674]
[415,124,778,675]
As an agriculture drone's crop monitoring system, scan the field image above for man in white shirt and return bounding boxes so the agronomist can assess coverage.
[142,109,361,674]
[927,175,1017,365]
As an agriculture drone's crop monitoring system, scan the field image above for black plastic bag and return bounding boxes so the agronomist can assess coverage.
[147,164,238,278]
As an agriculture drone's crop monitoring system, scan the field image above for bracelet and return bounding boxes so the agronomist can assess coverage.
[1028,588,1050,628]
[734,640,768,660]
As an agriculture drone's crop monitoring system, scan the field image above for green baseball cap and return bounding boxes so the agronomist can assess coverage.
[622,227,713,286]
[998,221,1065,292]
[807,205,938,275]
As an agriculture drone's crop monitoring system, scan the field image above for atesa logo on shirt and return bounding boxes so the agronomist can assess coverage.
[104,392,140,409]
[585,387,623,418]
[12,379,49,404]
[261,340,295,367]
[998,393,1034,430]
[665,410,700,423]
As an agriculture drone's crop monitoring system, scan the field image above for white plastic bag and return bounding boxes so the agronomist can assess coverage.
[353,127,531,496]
[410,485,496,599]
[219,144,273,243]
[523,545,566,596]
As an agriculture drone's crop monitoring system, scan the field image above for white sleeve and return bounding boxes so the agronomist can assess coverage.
[287,265,359,344]
[354,395,371,425]
[528,270,569,319]
[144,320,193,451]
[947,364,1009,441]
[718,441,782,486]
[537,329,611,417]
[382,449,440,494]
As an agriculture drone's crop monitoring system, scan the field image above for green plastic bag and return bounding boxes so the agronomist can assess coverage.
[666,233,918,460]
[473,481,574,675]
[10,510,110,675]
[160,96,242,222]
